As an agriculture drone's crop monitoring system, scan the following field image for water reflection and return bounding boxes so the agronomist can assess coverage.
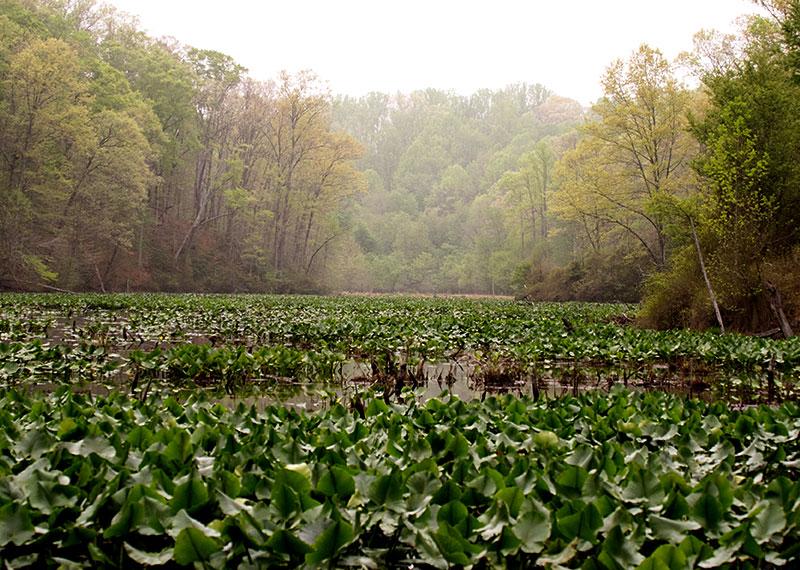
[216,357,755,411]
[17,356,791,408]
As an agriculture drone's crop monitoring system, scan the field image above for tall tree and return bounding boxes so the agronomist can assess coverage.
[0,37,91,284]
[495,139,553,253]
[555,45,695,268]
[0,0,368,292]
[173,49,244,263]
[687,14,800,333]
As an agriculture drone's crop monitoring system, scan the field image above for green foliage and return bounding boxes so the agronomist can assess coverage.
[645,13,800,331]
[2,0,798,323]
[1,294,799,405]
[553,45,695,271]
[21,255,58,283]
[0,0,365,293]
[784,0,800,75]
[520,249,649,303]
[640,246,713,329]
[332,83,583,295]
[0,388,798,567]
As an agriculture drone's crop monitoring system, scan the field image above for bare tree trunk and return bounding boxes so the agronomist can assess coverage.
[174,212,233,262]
[94,263,107,293]
[102,244,119,286]
[138,222,145,269]
[689,217,725,333]
[540,162,548,240]
[306,233,339,275]
[302,210,316,267]
[765,280,794,338]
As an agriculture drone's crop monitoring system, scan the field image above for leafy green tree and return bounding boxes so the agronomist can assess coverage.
[0,0,371,293]
[554,45,696,269]
[495,140,553,253]
[330,85,578,295]
[0,37,92,284]
[685,15,800,332]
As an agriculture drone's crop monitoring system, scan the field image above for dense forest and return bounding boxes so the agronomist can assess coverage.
[0,0,798,333]
[330,87,582,295]
[0,0,367,294]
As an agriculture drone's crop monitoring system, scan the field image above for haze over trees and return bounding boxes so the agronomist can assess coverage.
[0,0,797,334]
[331,86,582,294]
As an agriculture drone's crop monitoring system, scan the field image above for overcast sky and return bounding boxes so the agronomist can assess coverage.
[107,0,764,105]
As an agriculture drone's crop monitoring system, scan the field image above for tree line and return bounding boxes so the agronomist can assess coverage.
[550,1,799,334]
[1,0,796,334]
[330,86,582,294]
[0,0,363,292]
[319,0,800,333]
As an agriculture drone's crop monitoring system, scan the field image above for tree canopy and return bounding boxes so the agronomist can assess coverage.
[0,0,796,334]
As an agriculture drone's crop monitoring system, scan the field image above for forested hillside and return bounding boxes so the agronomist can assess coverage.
[331,88,584,295]
[330,1,800,333]
[0,0,590,296]
[1,0,798,334]
[0,0,364,293]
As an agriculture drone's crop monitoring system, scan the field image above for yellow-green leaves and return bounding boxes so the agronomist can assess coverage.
[534,429,560,450]
[554,45,696,268]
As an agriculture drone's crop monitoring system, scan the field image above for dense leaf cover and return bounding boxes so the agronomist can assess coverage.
[0,388,798,568]
[0,295,798,401]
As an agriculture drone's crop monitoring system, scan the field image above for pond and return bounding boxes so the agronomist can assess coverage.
[211,356,763,413]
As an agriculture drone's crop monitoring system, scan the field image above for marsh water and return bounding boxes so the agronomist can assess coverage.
[209,356,737,412]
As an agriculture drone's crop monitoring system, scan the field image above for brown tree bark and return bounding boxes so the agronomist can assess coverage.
[765,280,794,338]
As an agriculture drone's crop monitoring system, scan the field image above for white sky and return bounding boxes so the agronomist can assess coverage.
[107,0,764,106]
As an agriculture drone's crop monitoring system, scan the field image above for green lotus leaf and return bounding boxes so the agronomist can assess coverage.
[0,503,35,546]
[637,544,688,570]
[173,527,220,565]
[496,486,525,519]
[599,525,645,568]
[271,480,300,518]
[368,470,403,505]
[622,466,665,505]
[691,493,725,531]
[267,528,312,557]
[513,503,551,553]
[60,437,116,460]
[697,541,741,568]
[123,543,173,566]
[433,521,484,566]
[304,517,355,564]
[648,514,702,544]
[171,471,209,514]
[438,500,470,535]
[558,502,603,542]
[556,465,589,497]
[281,464,312,492]
[168,509,221,539]
[750,499,786,544]
[317,465,355,499]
